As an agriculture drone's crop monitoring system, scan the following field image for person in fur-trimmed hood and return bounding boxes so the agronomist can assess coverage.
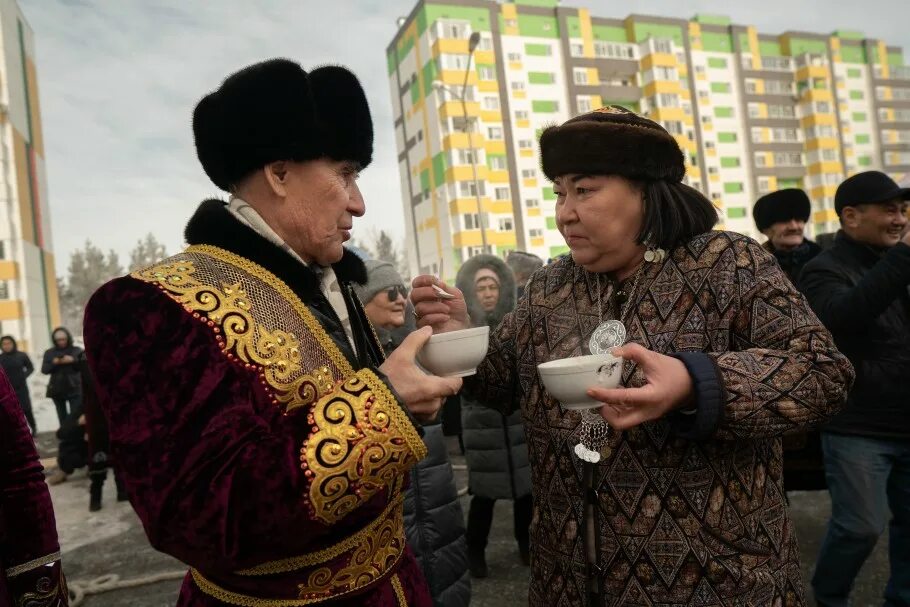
[455,254,532,578]
[82,58,462,607]
[413,106,853,606]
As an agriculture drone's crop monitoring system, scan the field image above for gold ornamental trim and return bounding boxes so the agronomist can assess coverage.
[5,551,61,578]
[391,574,406,605]
[237,495,404,576]
[302,369,427,525]
[191,495,407,605]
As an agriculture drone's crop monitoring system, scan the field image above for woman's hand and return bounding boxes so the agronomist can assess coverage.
[410,275,471,334]
[587,343,695,431]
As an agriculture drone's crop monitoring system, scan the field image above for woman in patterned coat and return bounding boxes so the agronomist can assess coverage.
[412,107,854,606]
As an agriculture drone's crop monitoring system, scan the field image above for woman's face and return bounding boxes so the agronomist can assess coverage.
[1,339,13,353]
[53,331,68,348]
[554,174,645,275]
[364,286,407,330]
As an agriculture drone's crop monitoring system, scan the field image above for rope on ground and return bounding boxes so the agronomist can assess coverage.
[68,570,187,606]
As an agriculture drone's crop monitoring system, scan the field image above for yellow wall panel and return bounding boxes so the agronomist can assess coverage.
[447,165,488,182]
[643,81,681,97]
[0,300,23,320]
[641,53,676,71]
[0,261,19,280]
[485,141,506,155]
[434,39,469,56]
[516,119,530,128]
[12,129,34,245]
[523,178,538,188]
[478,81,498,93]
[501,3,519,36]
[527,208,541,217]
[43,251,61,328]
[25,59,44,158]
[439,70,478,86]
[806,137,839,150]
[480,110,502,123]
[814,208,839,222]
[473,50,495,64]
[439,101,480,120]
[488,170,510,183]
[579,8,595,58]
[520,149,534,157]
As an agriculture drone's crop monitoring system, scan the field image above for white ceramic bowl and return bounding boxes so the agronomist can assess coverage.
[416,326,490,377]
[537,353,624,410]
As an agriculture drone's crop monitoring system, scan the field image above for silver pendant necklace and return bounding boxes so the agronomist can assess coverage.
[575,263,645,463]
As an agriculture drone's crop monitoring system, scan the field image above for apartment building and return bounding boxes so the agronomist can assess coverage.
[387,0,909,278]
[0,0,60,353]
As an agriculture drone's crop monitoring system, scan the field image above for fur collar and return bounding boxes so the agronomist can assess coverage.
[184,199,367,303]
[455,254,516,327]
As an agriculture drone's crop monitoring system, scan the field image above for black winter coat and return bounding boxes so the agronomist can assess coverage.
[0,346,33,394]
[41,328,83,399]
[800,231,910,438]
[378,328,471,607]
[763,239,821,286]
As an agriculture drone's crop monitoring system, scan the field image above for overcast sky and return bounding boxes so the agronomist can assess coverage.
[19,0,908,275]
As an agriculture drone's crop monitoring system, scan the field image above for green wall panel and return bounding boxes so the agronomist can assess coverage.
[593,24,628,42]
[543,188,556,200]
[788,38,828,56]
[549,245,570,257]
[532,100,559,112]
[420,169,431,192]
[889,52,905,67]
[528,71,555,84]
[718,132,738,143]
[727,206,747,218]
[708,57,728,68]
[715,106,734,118]
[545,216,557,229]
[424,4,492,33]
[759,40,783,57]
[432,152,447,188]
[518,14,560,39]
[702,31,734,53]
[711,82,731,93]
[421,60,438,97]
[724,182,744,193]
[525,43,553,56]
[631,22,684,46]
[841,45,868,64]
[856,134,870,144]
[720,156,740,167]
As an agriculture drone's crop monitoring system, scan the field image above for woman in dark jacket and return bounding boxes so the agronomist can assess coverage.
[355,259,470,607]
[41,327,83,426]
[0,336,36,435]
[455,254,532,578]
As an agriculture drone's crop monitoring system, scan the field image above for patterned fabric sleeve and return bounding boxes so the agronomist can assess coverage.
[704,238,854,441]
[462,285,530,415]
[84,278,425,573]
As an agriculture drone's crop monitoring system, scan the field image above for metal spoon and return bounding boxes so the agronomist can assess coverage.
[432,284,455,300]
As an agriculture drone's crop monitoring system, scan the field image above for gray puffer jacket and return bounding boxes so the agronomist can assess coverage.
[380,328,470,607]
[456,255,532,501]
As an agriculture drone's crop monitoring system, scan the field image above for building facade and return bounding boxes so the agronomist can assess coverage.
[387,0,909,279]
[0,0,60,354]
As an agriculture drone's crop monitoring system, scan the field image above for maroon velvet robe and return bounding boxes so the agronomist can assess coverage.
[83,202,431,606]
[0,370,67,606]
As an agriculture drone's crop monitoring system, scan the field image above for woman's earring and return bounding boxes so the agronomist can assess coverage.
[644,244,666,263]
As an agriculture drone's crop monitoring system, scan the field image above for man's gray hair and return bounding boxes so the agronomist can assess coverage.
[506,250,544,280]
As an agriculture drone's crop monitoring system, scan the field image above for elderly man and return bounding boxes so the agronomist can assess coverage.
[413,106,852,605]
[752,188,821,285]
[83,59,460,606]
[801,170,910,607]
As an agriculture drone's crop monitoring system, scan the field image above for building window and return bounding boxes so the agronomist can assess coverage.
[482,97,500,110]
[525,198,540,208]
[518,139,533,149]
[658,93,680,107]
[499,217,514,231]
[0,282,7,300]
[0,242,5,260]
[478,37,493,51]
[529,229,543,238]
[754,153,767,167]
[459,181,485,197]
[506,19,517,28]
[511,81,526,92]
[489,156,507,170]
[576,96,592,113]
[570,43,585,57]
[664,121,684,135]
[487,126,503,140]
[821,148,838,161]
[478,66,495,81]
[758,178,771,193]
[521,169,537,179]
[463,213,480,229]
[456,149,475,165]
[495,186,511,200]
[508,52,521,62]
[515,110,529,120]
[573,68,588,85]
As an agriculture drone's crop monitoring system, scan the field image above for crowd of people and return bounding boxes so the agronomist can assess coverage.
[1,56,908,607]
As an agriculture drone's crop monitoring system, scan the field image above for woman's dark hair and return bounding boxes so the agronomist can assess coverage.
[636,181,718,250]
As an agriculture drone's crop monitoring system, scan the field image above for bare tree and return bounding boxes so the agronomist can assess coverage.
[59,241,124,335]
[129,233,168,271]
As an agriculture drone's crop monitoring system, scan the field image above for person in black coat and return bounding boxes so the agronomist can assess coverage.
[355,259,471,607]
[800,171,910,606]
[0,336,35,435]
[41,327,83,426]
[752,188,822,285]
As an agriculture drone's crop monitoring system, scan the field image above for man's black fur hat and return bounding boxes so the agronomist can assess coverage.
[752,189,811,232]
[539,105,685,183]
[192,58,373,191]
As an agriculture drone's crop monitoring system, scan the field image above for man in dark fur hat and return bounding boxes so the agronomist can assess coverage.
[752,188,821,285]
[82,59,461,606]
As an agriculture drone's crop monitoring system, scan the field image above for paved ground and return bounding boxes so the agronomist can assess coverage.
[39,430,890,607]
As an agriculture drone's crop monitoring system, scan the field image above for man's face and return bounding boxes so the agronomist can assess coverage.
[54,332,68,348]
[842,198,908,248]
[260,159,366,266]
[1,339,12,353]
[475,277,500,313]
[763,219,806,251]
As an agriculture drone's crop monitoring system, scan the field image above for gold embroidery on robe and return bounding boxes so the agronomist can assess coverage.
[134,246,426,527]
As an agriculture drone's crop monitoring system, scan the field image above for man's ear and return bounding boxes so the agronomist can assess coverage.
[840,206,858,230]
[264,161,289,197]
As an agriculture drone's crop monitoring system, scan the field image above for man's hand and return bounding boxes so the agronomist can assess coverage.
[587,343,695,431]
[379,326,463,422]
[410,276,470,334]
[60,355,76,364]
